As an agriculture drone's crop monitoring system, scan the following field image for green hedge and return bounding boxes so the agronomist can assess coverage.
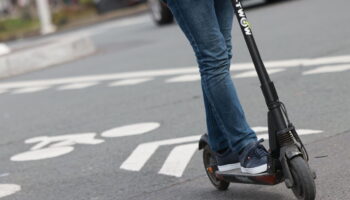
[0,18,40,41]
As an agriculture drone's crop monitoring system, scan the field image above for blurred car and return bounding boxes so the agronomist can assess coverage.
[147,0,173,25]
[148,0,284,25]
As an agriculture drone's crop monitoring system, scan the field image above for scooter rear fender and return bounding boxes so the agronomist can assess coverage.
[198,134,209,150]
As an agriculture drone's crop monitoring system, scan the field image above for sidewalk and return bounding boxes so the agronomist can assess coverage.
[0,4,149,80]
[0,36,95,79]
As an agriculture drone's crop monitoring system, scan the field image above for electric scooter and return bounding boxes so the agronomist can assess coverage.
[198,1,317,200]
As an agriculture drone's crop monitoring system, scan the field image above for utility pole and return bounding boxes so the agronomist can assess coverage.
[35,0,56,34]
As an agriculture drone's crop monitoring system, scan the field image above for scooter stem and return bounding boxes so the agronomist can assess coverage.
[232,0,293,157]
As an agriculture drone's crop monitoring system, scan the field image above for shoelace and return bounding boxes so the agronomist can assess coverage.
[254,139,269,158]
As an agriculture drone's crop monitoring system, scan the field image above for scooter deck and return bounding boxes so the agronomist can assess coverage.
[216,169,283,185]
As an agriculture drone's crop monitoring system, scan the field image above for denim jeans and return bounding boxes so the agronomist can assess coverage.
[165,0,257,153]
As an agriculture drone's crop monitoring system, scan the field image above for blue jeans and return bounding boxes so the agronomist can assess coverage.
[165,0,257,153]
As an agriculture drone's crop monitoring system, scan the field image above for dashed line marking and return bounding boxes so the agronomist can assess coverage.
[234,68,285,78]
[1,54,349,90]
[57,82,98,90]
[165,74,200,83]
[303,64,350,75]
[109,78,153,87]
[12,86,49,94]
[0,55,349,95]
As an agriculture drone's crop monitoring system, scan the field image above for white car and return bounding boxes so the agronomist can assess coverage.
[148,0,285,25]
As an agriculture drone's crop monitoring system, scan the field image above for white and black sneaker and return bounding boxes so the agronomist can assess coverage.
[239,139,269,174]
[216,148,241,172]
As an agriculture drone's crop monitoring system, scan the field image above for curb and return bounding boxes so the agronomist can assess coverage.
[0,37,95,79]
[57,4,149,32]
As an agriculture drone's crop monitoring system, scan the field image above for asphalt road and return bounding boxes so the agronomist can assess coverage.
[1,0,350,199]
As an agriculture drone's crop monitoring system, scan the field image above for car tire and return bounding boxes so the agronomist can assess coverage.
[148,0,173,25]
[265,0,282,3]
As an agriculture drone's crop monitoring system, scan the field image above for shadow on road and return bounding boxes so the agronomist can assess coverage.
[195,187,291,200]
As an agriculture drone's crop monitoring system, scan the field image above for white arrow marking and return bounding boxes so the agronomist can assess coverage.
[234,69,285,78]
[12,86,49,94]
[0,184,21,198]
[158,143,197,177]
[57,82,98,90]
[120,135,200,171]
[120,128,322,176]
[101,122,160,138]
[165,74,200,83]
[109,78,153,86]
[303,64,350,75]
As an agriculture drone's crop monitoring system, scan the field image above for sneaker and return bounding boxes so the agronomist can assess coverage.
[216,148,241,172]
[239,139,269,174]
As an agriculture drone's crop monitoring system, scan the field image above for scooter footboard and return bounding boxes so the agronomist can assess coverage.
[216,169,284,185]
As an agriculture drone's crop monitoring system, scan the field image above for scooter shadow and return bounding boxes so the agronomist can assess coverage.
[195,186,292,200]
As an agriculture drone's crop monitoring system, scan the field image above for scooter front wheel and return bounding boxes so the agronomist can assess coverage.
[203,145,230,191]
[289,156,316,200]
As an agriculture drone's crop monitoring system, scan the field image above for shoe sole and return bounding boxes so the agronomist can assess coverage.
[241,164,267,174]
[218,163,241,172]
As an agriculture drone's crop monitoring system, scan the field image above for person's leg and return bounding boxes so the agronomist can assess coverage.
[213,0,257,151]
[166,0,256,153]
[214,0,233,61]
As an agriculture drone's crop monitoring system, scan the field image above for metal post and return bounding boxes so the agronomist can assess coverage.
[36,0,56,34]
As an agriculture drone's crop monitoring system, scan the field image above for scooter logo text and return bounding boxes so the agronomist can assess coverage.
[235,1,252,35]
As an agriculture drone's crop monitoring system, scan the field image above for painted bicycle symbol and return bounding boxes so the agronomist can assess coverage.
[11,122,160,162]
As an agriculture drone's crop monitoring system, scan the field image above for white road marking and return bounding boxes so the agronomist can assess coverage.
[0,89,7,94]
[303,64,350,75]
[234,69,285,78]
[120,127,322,177]
[0,43,10,56]
[101,122,160,138]
[57,82,98,90]
[11,86,49,94]
[0,54,349,90]
[301,55,350,67]
[252,126,269,133]
[165,74,200,83]
[11,133,104,161]
[0,184,21,198]
[158,143,197,177]
[11,147,74,161]
[256,129,323,140]
[0,173,9,178]
[109,78,153,86]
[120,135,201,171]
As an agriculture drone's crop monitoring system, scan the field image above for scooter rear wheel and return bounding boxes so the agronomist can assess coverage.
[289,156,316,200]
[203,145,230,191]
